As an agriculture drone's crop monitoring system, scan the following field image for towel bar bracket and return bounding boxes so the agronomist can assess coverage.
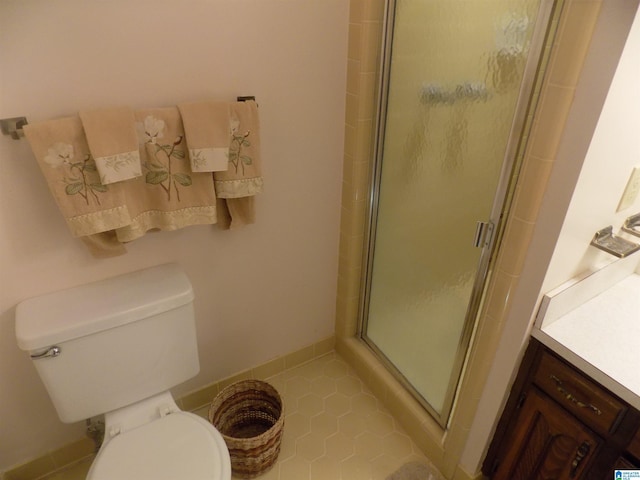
[1,117,28,140]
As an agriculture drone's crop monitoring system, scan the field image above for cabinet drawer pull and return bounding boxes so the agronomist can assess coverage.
[570,441,591,477]
[550,375,602,416]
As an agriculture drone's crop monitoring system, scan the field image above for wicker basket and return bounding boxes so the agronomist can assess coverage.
[208,380,284,478]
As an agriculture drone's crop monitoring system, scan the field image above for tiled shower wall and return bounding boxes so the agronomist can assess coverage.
[334,0,604,478]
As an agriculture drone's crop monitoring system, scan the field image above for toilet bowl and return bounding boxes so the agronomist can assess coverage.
[88,394,230,480]
[85,391,230,480]
[15,264,231,480]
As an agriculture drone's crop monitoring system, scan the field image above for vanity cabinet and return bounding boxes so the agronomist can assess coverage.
[622,427,640,468]
[483,338,640,480]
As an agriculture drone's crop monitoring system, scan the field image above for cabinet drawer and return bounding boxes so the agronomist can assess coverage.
[533,351,626,435]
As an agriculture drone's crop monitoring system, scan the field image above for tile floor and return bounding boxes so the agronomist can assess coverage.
[41,352,439,480]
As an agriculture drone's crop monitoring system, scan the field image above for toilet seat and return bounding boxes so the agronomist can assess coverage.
[87,411,231,480]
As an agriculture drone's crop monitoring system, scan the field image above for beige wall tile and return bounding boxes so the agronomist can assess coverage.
[482,270,519,325]
[358,72,378,120]
[360,22,383,73]
[284,344,316,370]
[363,0,385,22]
[253,357,287,380]
[354,119,375,163]
[513,156,555,223]
[335,294,360,338]
[337,267,362,301]
[348,23,363,61]
[555,1,603,59]
[347,59,361,95]
[345,93,360,127]
[342,154,355,187]
[313,337,336,357]
[51,439,94,469]
[5,455,56,480]
[527,85,576,160]
[181,383,220,412]
[498,218,536,276]
[349,0,364,23]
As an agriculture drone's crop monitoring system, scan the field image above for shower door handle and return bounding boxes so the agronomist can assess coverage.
[473,221,494,249]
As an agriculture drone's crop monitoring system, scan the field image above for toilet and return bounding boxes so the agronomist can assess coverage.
[15,264,231,480]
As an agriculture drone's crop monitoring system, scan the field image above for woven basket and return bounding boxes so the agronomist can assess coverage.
[208,380,284,478]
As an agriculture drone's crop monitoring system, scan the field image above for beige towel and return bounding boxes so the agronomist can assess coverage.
[79,107,142,184]
[23,117,132,240]
[80,231,127,257]
[25,109,220,255]
[213,100,263,198]
[214,100,263,228]
[178,101,231,172]
[216,196,256,230]
[115,107,218,242]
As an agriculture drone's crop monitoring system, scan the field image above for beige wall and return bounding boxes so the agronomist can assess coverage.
[542,6,640,289]
[0,0,348,471]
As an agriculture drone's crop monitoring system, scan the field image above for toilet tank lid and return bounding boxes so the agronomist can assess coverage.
[15,264,194,351]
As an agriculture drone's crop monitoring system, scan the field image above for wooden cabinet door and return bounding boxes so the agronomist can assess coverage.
[493,388,600,480]
[614,456,640,470]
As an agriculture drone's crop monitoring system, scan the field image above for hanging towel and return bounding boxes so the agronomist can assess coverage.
[23,117,132,240]
[24,110,220,255]
[213,100,263,198]
[80,231,127,257]
[215,196,256,230]
[178,101,231,172]
[115,107,218,242]
[79,107,142,184]
[213,100,263,228]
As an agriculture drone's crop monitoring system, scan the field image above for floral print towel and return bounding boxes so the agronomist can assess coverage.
[113,107,218,242]
[23,100,263,255]
[213,100,263,198]
[24,110,218,252]
[23,116,132,238]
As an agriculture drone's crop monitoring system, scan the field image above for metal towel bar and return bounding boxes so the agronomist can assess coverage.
[1,97,256,141]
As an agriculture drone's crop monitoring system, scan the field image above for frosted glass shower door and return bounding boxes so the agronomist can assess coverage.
[363,0,545,423]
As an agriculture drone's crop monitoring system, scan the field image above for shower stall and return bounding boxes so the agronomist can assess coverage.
[360,0,555,426]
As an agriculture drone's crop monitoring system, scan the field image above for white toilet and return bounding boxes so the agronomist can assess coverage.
[15,264,231,480]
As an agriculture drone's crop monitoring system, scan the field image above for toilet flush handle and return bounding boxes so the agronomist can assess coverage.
[30,346,61,359]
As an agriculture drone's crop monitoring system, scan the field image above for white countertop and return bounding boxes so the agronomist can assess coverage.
[533,258,640,410]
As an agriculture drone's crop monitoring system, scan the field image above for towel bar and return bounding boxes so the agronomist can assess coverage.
[1,97,255,141]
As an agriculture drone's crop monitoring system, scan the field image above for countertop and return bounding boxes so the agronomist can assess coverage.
[532,258,640,410]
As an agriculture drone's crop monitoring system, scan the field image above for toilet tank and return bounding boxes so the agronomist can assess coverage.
[15,264,200,423]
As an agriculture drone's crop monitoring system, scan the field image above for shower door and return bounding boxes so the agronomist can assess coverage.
[362,0,553,425]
